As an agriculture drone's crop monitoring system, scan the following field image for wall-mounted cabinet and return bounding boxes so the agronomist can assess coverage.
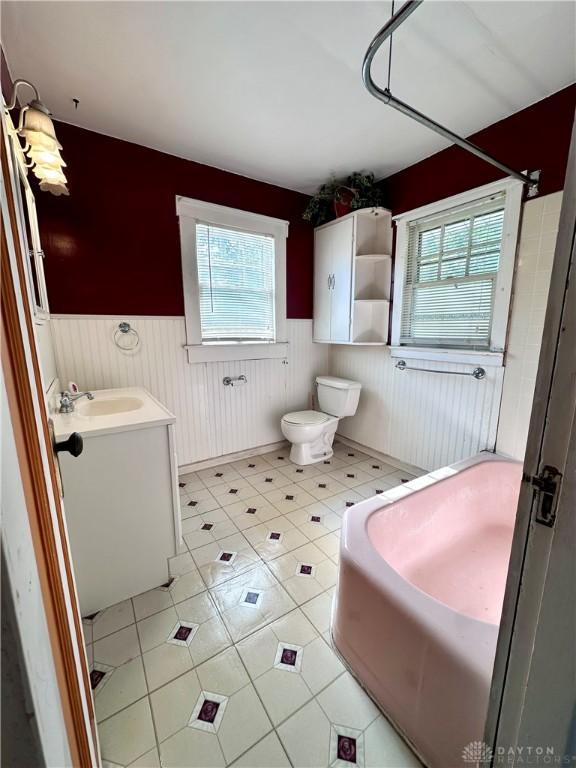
[313,207,392,345]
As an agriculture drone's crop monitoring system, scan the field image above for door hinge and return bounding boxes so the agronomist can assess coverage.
[523,465,562,528]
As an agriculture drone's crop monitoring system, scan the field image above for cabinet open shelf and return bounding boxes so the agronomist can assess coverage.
[352,298,389,345]
[353,254,391,302]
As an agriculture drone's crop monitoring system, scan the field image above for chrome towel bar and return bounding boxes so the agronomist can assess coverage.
[223,375,247,386]
[395,360,486,380]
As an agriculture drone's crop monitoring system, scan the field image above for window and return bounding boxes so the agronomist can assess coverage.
[177,197,288,363]
[391,179,523,364]
[196,223,275,342]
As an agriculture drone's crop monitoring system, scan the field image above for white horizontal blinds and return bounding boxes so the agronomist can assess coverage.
[400,193,506,349]
[196,222,275,342]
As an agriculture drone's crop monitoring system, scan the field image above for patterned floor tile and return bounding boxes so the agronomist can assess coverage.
[230,456,273,477]
[95,656,148,722]
[354,478,398,499]
[223,494,283,530]
[261,484,318,514]
[267,543,338,605]
[98,697,156,767]
[168,551,198,577]
[209,564,296,642]
[316,672,379,731]
[277,462,323,482]
[276,699,332,768]
[236,609,343,726]
[326,466,375,489]
[261,448,293,467]
[315,531,341,563]
[278,672,405,768]
[210,477,259,504]
[352,459,400,478]
[126,746,161,767]
[248,468,294,495]
[331,444,372,464]
[181,487,221,519]
[314,455,349,471]
[386,468,417,484]
[183,510,238,550]
[297,474,348,501]
[178,471,206,493]
[285,505,341,541]
[198,464,242,488]
[191,532,262,588]
[90,599,135,642]
[243,517,309,560]
[301,588,335,636]
[322,490,366,516]
[230,731,291,767]
[159,726,226,768]
[152,655,272,766]
[90,444,424,768]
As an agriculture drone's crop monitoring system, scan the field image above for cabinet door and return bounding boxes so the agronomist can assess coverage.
[313,226,334,342]
[330,217,354,342]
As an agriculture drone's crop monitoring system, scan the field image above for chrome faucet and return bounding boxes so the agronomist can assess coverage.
[58,390,94,414]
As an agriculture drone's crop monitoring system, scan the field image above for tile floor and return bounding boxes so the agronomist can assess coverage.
[85,442,422,768]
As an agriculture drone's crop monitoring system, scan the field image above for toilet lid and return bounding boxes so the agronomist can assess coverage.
[283,410,329,426]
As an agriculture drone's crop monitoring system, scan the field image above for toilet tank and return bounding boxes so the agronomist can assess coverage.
[316,376,361,417]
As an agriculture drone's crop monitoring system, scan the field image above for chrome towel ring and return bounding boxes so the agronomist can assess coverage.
[114,321,140,352]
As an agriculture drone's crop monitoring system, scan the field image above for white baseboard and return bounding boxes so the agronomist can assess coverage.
[335,434,424,475]
[179,440,289,474]
[179,434,423,476]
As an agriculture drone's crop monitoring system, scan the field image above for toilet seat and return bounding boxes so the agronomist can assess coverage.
[282,410,330,426]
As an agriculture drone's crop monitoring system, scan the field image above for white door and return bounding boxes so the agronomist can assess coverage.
[330,217,354,342]
[313,225,334,342]
[487,118,576,763]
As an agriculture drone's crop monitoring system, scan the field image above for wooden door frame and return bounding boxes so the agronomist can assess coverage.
[1,114,97,765]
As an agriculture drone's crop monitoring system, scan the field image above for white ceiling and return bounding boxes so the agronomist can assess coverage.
[2,1,574,193]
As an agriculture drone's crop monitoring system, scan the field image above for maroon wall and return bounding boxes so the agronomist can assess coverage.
[29,83,576,321]
[35,123,314,318]
[380,84,576,214]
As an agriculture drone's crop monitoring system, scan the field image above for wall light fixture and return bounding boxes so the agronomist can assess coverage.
[6,78,69,196]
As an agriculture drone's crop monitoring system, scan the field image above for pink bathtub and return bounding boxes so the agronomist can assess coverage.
[332,454,522,768]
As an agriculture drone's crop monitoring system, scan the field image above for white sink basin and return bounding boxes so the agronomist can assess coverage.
[52,387,175,440]
[77,396,143,417]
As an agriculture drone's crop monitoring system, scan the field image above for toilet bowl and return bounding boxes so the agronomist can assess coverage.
[281,376,362,465]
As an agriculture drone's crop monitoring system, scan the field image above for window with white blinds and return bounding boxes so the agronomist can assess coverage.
[400,194,506,349]
[196,223,276,342]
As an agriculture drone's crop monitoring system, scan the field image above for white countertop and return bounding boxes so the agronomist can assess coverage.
[52,387,175,440]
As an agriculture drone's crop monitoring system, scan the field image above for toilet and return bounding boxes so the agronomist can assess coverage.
[281,376,362,465]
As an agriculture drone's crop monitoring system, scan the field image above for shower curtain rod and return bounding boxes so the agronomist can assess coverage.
[362,0,540,197]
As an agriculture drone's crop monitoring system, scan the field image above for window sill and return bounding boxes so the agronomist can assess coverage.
[185,341,288,363]
[390,346,504,367]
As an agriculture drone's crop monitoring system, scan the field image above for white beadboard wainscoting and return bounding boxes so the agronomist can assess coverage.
[331,346,504,471]
[50,317,329,466]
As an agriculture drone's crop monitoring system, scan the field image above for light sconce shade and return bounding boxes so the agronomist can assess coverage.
[7,79,69,196]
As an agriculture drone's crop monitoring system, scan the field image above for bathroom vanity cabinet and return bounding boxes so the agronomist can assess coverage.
[313,207,392,345]
[53,387,180,616]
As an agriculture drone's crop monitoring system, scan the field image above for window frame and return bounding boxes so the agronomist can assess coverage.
[7,110,50,322]
[390,177,523,366]
[177,196,289,363]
